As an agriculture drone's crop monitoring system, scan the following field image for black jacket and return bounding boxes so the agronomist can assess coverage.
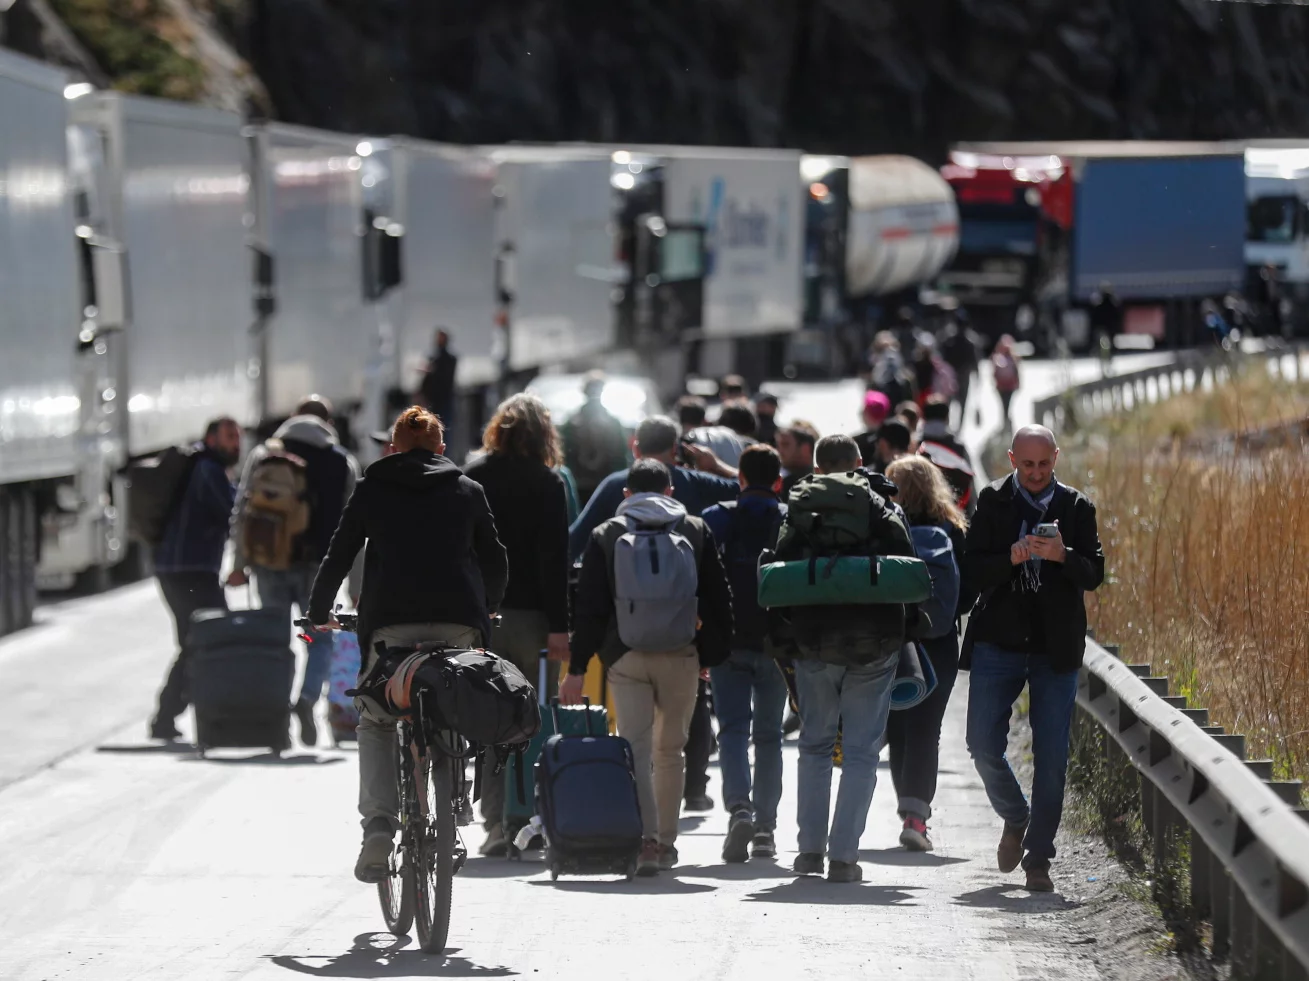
[464,452,569,633]
[569,511,733,674]
[308,450,508,648]
[960,474,1105,673]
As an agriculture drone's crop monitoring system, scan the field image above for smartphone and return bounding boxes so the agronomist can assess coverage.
[1033,522,1059,538]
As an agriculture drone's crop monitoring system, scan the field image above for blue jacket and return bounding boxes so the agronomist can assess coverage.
[700,489,786,552]
[154,449,237,574]
[909,522,961,639]
[568,464,738,562]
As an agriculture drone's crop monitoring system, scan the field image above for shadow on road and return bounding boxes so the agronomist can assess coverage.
[858,847,970,868]
[674,861,795,882]
[97,742,198,755]
[185,751,346,766]
[267,934,516,978]
[952,885,1078,913]
[531,877,715,895]
[457,857,548,880]
[744,880,921,906]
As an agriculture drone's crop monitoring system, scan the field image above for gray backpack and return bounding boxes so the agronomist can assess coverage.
[611,518,702,652]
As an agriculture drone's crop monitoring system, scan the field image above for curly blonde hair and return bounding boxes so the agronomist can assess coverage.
[482,393,562,468]
[886,455,967,531]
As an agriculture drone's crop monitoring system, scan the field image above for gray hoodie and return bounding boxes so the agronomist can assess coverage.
[616,491,689,528]
[230,415,363,596]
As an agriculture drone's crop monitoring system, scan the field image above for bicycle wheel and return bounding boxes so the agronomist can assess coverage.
[378,728,416,937]
[413,753,455,954]
[377,847,415,936]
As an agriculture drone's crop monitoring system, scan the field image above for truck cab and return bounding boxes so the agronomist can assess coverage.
[1244,147,1309,335]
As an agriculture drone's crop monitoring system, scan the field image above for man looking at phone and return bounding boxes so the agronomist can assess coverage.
[960,425,1104,893]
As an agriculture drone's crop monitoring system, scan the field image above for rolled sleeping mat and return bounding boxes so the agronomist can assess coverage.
[757,555,931,608]
[890,643,938,711]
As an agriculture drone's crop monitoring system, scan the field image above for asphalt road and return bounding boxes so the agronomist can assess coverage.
[0,358,1165,980]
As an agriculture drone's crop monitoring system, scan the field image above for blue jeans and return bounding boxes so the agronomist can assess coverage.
[965,642,1080,869]
[794,655,898,864]
[710,650,787,830]
[257,564,331,704]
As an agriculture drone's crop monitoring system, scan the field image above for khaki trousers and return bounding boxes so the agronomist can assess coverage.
[607,646,701,845]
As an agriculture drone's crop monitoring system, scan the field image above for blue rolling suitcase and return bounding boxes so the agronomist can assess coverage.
[536,697,643,881]
[504,653,609,852]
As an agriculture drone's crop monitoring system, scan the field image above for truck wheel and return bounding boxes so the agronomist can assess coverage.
[0,488,11,637]
[17,488,37,630]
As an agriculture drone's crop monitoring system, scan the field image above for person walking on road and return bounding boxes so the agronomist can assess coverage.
[419,329,458,424]
[777,421,818,497]
[916,396,978,517]
[938,310,981,427]
[771,435,917,883]
[854,391,891,469]
[562,459,733,876]
[149,417,242,740]
[883,456,966,852]
[463,394,571,856]
[869,418,913,474]
[961,425,1104,893]
[568,415,738,562]
[307,406,508,884]
[701,445,788,862]
[228,396,361,747]
[561,372,630,506]
[991,335,1021,430]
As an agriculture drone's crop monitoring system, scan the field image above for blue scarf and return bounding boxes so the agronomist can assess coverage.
[1013,473,1060,592]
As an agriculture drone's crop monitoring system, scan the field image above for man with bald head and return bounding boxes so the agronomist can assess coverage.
[960,424,1104,893]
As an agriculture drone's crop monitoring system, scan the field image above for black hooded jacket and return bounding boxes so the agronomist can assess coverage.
[308,450,508,647]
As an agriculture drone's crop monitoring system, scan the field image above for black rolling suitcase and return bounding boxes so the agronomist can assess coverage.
[187,607,294,755]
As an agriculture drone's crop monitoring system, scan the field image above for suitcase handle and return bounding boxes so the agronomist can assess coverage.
[538,649,549,707]
[549,695,596,736]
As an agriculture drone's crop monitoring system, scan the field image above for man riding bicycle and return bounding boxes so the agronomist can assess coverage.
[308,406,508,882]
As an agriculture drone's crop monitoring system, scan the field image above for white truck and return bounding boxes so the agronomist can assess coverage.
[0,48,82,631]
[38,89,254,592]
[1245,145,1309,333]
[357,139,498,455]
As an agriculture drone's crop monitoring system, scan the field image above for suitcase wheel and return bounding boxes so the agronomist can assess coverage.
[625,859,636,882]
[549,863,560,882]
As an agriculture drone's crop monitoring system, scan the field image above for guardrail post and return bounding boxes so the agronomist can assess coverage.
[1232,881,1257,976]
[1213,857,1232,960]
[1190,832,1213,920]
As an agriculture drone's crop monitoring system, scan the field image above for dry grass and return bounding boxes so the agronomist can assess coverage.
[1064,371,1309,782]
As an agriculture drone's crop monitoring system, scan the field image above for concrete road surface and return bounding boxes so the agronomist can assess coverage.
[0,363,1143,980]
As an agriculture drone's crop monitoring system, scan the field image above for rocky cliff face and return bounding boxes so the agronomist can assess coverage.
[7,0,1309,158]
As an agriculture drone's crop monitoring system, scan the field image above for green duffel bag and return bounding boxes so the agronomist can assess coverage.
[757,555,931,608]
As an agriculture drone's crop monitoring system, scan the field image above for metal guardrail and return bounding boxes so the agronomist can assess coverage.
[1077,638,1309,979]
[1031,343,1309,433]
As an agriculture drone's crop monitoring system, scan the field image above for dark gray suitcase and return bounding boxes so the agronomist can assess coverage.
[187,607,294,754]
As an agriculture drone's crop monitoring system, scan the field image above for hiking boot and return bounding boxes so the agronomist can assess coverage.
[1025,865,1055,893]
[658,843,679,870]
[636,838,660,877]
[294,698,319,748]
[684,794,714,812]
[355,819,394,883]
[149,717,181,741]
[750,831,776,860]
[479,825,508,858]
[900,817,933,852]
[997,819,1028,874]
[793,852,825,876]
[722,809,755,863]
[827,860,863,884]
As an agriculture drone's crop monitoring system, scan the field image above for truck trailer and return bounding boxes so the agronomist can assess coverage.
[944,141,1247,351]
[0,48,82,630]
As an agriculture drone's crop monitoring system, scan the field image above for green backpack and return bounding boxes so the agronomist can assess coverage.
[776,471,914,559]
[769,471,918,667]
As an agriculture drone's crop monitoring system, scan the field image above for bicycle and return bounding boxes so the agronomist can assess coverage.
[296,612,473,954]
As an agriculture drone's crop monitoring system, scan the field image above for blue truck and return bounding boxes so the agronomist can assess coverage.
[946,141,1248,351]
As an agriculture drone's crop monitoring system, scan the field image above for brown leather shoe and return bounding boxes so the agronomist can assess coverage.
[997,820,1028,873]
[1025,865,1054,892]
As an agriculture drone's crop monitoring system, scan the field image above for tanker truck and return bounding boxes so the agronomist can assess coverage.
[789,154,960,376]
